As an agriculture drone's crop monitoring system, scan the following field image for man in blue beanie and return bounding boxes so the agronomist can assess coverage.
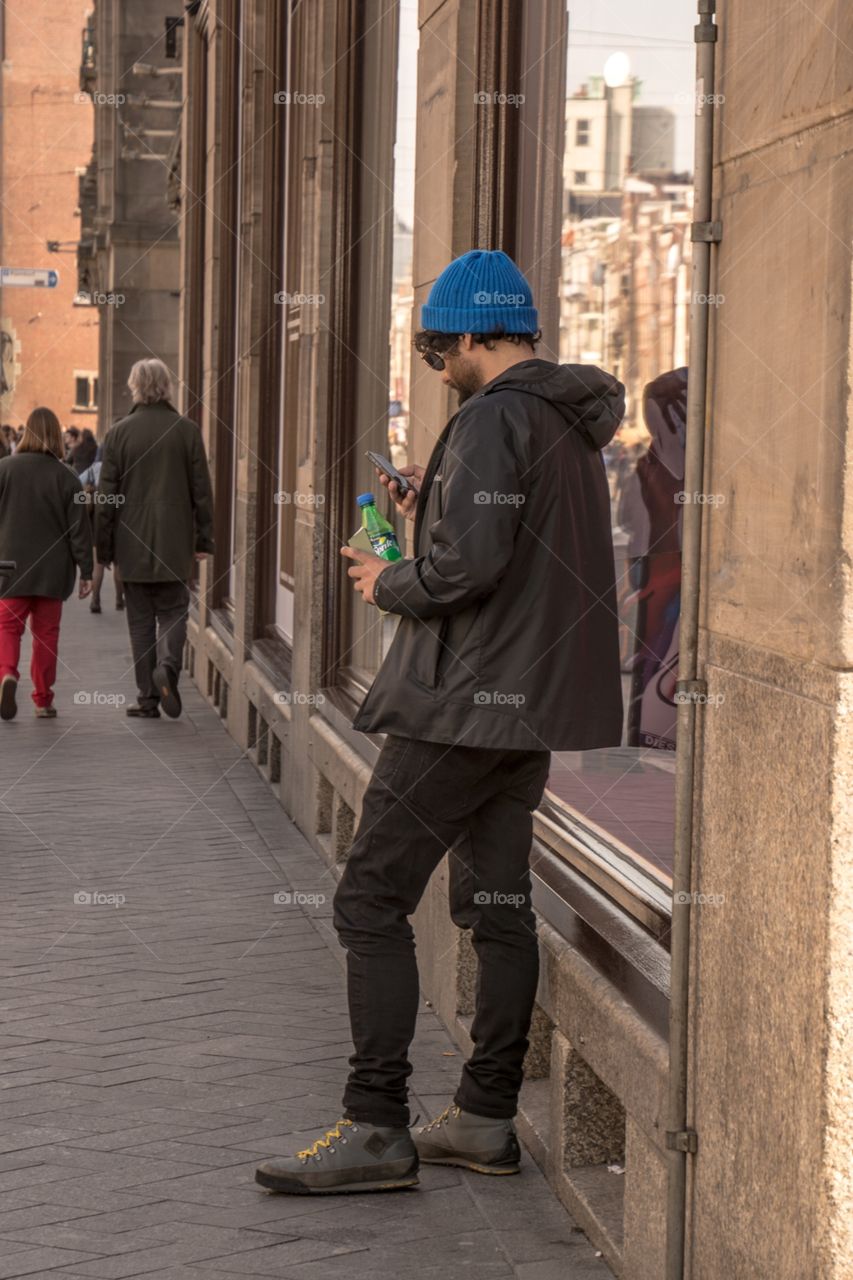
[256,249,626,1195]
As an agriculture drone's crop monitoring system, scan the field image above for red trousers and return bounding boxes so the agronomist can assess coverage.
[0,596,63,708]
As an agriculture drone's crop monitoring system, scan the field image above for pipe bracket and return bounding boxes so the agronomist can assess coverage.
[666,1129,699,1153]
[691,221,722,243]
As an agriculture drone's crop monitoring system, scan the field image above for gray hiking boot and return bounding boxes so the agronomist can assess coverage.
[255,1117,419,1195]
[414,1103,521,1174]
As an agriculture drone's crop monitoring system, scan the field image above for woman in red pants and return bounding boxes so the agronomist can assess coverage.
[0,408,93,720]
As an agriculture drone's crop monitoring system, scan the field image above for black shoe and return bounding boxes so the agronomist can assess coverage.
[126,704,160,718]
[115,597,125,611]
[414,1104,521,1175]
[90,600,102,614]
[153,664,181,719]
[0,675,18,721]
[255,1118,419,1195]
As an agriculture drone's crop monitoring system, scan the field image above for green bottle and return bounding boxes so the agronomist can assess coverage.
[357,492,402,561]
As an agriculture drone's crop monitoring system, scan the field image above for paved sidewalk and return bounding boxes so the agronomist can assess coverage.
[0,594,613,1279]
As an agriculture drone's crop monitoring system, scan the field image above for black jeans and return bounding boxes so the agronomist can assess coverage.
[123,580,189,711]
[333,735,551,1129]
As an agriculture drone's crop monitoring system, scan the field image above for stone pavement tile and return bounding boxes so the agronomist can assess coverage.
[0,1223,168,1255]
[0,1247,103,1277]
[0,603,613,1279]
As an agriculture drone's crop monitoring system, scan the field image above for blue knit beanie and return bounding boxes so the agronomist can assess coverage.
[420,249,538,334]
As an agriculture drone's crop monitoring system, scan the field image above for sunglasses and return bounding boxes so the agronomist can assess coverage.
[419,350,447,372]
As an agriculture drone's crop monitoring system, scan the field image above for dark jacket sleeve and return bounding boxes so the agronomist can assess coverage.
[190,426,215,554]
[66,478,94,581]
[373,400,526,619]
[94,429,119,566]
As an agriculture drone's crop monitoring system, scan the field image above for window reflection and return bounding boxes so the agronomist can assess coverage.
[387,0,418,473]
[550,39,694,885]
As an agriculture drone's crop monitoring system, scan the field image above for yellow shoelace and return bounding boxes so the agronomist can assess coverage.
[419,1104,460,1134]
[297,1118,354,1160]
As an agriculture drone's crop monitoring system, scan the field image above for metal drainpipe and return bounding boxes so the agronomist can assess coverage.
[665,2,720,1278]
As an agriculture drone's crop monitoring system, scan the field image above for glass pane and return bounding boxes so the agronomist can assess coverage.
[387,0,418,475]
[551,10,695,885]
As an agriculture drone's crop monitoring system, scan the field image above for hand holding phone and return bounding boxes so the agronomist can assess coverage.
[366,451,423,522]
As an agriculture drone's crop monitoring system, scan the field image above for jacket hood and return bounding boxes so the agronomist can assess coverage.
[483,359,626,450]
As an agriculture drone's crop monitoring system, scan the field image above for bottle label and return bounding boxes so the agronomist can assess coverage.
[368,531,400,560]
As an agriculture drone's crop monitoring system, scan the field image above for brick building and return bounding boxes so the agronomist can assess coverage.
[0,0,99,431]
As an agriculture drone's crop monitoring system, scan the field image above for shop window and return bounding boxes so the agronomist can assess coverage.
[549,29,695,900]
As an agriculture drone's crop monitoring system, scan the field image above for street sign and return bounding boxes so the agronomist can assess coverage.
[1,267,59,288]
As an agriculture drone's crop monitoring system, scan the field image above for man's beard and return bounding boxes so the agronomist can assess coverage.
[446,357,484,406]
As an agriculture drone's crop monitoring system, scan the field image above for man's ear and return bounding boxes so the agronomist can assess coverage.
[460,333,475,353]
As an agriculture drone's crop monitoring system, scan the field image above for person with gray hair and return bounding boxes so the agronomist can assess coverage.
[96,358,214,719]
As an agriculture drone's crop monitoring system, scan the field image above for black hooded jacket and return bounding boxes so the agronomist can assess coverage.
[352,358,626,751]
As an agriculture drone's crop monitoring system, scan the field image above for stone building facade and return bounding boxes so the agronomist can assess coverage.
[77,0,181,436]
[175,3,853,1278]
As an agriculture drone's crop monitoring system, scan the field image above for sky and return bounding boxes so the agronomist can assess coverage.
[567,0,696,172]
[393,0,697,225]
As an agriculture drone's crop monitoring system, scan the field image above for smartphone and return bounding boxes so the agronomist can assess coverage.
[365,450,415,498]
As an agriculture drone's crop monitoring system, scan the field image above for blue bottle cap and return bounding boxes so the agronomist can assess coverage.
[356,492,375,507]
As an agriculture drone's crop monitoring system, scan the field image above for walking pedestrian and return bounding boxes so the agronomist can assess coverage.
[70,427,98,476]
[79,458,124,614]
[95,358,214,719]
[255,249,626,1194]
[0,407,93,720]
